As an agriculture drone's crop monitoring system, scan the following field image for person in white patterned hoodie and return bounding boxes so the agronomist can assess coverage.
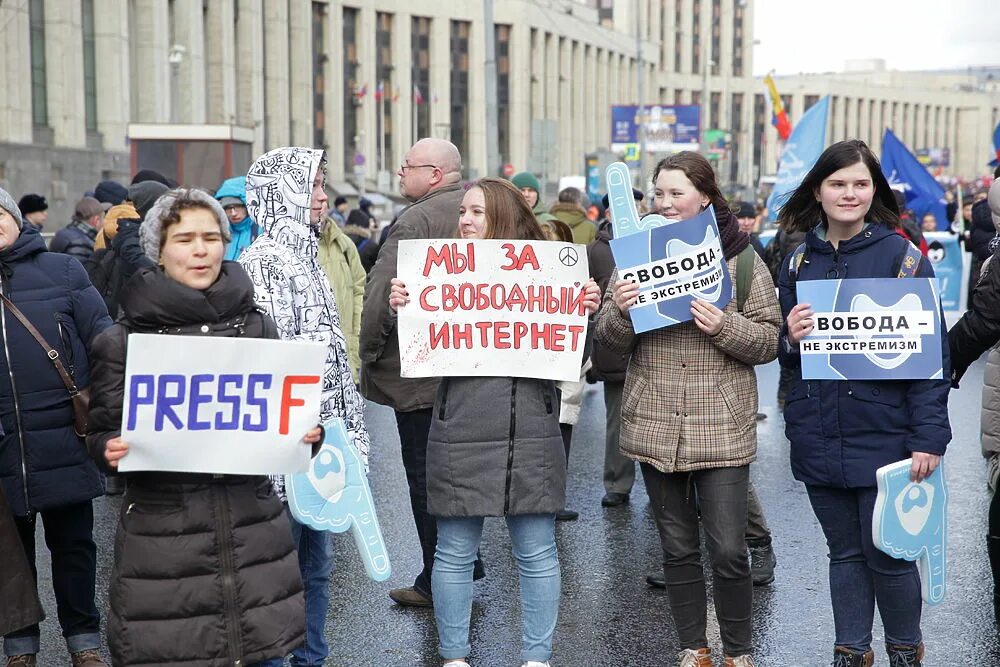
[239,146,371,667]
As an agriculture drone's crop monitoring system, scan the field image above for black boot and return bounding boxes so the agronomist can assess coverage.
[831,647,873,667]
[989,535,1000,625]
[885,642,923,667]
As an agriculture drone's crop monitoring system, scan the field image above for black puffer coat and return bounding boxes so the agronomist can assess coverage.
[86,263,305,667]
[426,376,566,517]
[0,226,111,517]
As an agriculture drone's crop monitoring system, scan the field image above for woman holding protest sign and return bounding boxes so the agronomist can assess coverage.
[777,140,951,667]
[86,188,322,667]
[389,177,601,667]
[595,152,780,667]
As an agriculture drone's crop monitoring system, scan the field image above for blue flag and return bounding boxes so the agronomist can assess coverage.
[989,120,1000,168]
[881,128,948,230]
[766,96,830,222]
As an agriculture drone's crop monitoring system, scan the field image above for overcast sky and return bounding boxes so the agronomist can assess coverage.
[752,0,1000,75]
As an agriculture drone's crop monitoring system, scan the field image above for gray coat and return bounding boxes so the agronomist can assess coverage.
[359,185,466,412]
[426,377,567,517]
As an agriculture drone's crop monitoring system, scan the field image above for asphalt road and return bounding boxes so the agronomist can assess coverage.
[29,355,1000,666]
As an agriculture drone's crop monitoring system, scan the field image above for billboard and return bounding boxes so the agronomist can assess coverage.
[915,148,951,167]
[610,105,701,154]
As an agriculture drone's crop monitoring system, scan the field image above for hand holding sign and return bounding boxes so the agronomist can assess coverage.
[873,459,948,605]
[286,419,391,582]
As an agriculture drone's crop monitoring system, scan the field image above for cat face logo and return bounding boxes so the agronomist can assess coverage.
[662,226,724,301]
[849,292,923,369]
[894,482,934,537]
[306,447,346,503]
[927,241,945,264]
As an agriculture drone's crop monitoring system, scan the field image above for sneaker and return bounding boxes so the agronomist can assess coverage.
[723,656,756,667]
[70,651,108,667]
[443,662,471,667]
[5,656,36,667]
[522,662,550,667]
[646,570,666,588]
[749,542,776,586]
[601,492,630,507]
[555,509,579,521]
[886,642,924,667]
[832,647,875,667]
[677,648,712,667]
[388,585,433,608]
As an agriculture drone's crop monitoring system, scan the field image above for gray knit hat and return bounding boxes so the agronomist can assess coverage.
[0,186,24,228]
[140,188,232,262]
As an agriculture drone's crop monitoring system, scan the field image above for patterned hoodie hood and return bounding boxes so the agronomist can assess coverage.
[245,146,323,259]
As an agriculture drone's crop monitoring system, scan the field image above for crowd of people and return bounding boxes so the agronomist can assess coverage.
[0,137,999,667]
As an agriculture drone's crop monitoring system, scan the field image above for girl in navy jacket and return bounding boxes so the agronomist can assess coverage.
[776,140,950,667]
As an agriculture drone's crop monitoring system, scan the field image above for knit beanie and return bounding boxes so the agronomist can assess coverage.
[131,169,172,187]
[510,171,541,195]
[140,188,231,262]
[128,181,169,221]
[0,187,24,227]
[94,180,129,205]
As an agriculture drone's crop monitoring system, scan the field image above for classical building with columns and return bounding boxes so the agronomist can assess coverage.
[0,0,996,227]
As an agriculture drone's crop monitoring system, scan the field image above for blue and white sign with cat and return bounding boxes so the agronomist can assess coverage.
[796,278,943,380]
[873,459,948,605]
[606,163,732,334]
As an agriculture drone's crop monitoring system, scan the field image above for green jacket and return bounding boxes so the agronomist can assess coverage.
[549,202,597,244]
[318,220,366,382]
[532,200,558,224]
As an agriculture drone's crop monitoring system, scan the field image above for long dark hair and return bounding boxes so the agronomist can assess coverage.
[777,139,899,233]
[474,177,545,241]
[652,152,731,214]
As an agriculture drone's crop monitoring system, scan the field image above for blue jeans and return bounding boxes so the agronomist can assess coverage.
[4,501,100,657]
[257,511,332,667]
[433,514,560,663]
[806,485,923,652]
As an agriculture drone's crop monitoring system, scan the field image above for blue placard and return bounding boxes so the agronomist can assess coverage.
[609,204,732,334]
[610,104,701,153]
[287,419,391,581]
[873,459,948,605]
[796,278,943,380]
[924,232,964,311]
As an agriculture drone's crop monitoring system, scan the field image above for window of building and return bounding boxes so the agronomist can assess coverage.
[732,1,745,77]
[692,0,701,75]
[343,7,359,174]
[710,92,721,129]
[29,0,48,127]
[450,20,470,164]
[312,2,326,151]
[673,2,682,73]
[376,12,394,172]
[412,17,432,141]
[804,95,820,112]
[753,93,767,175]
[711,0,720,76]
[82,0,98,132]
[496,24,511,166]
[730,92,743,182]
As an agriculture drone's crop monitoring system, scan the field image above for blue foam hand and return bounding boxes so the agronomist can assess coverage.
[873,459,947,605]
[286,419,391,582]
[605,162,672,239]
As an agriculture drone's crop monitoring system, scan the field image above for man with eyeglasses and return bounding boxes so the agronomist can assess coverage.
[360,138,485,608]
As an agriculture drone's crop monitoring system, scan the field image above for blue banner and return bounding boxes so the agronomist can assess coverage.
[610,205,732,333]
[882,129,949,230]
[767,96,830,222]
[924,232,964,311]
[796,278,943,380]
[610,105,701,154]
[874,459,948,605]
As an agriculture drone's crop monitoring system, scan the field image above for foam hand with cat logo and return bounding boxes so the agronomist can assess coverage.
[873,459,947,605]
[606,162,733,333]
[795,278,943,380]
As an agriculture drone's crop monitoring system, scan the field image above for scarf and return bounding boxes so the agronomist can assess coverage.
[715,205,750,259]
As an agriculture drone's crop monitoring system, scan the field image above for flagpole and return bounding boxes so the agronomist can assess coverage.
[412,86,418,143]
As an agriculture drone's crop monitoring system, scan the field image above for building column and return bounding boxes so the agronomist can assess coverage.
[205,0,236,125]
[43,0,86,146]
[508,21,531,171]
[325,2,345,182]
[262,0,291,148]
[466,11,486,177]
[93,0,130,151]
[235,0,265,156]
[356,5,378,183]
[288,0,312,147]
[0,1,33,143]
[428,15,450,156]
[171,0,207,124]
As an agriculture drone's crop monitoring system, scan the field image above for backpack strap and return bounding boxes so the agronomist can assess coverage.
[896,242,923,278]
[735,245,755,312]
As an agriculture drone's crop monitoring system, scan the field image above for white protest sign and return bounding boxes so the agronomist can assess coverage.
[119,334,326,475]
[396,239,590,382]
